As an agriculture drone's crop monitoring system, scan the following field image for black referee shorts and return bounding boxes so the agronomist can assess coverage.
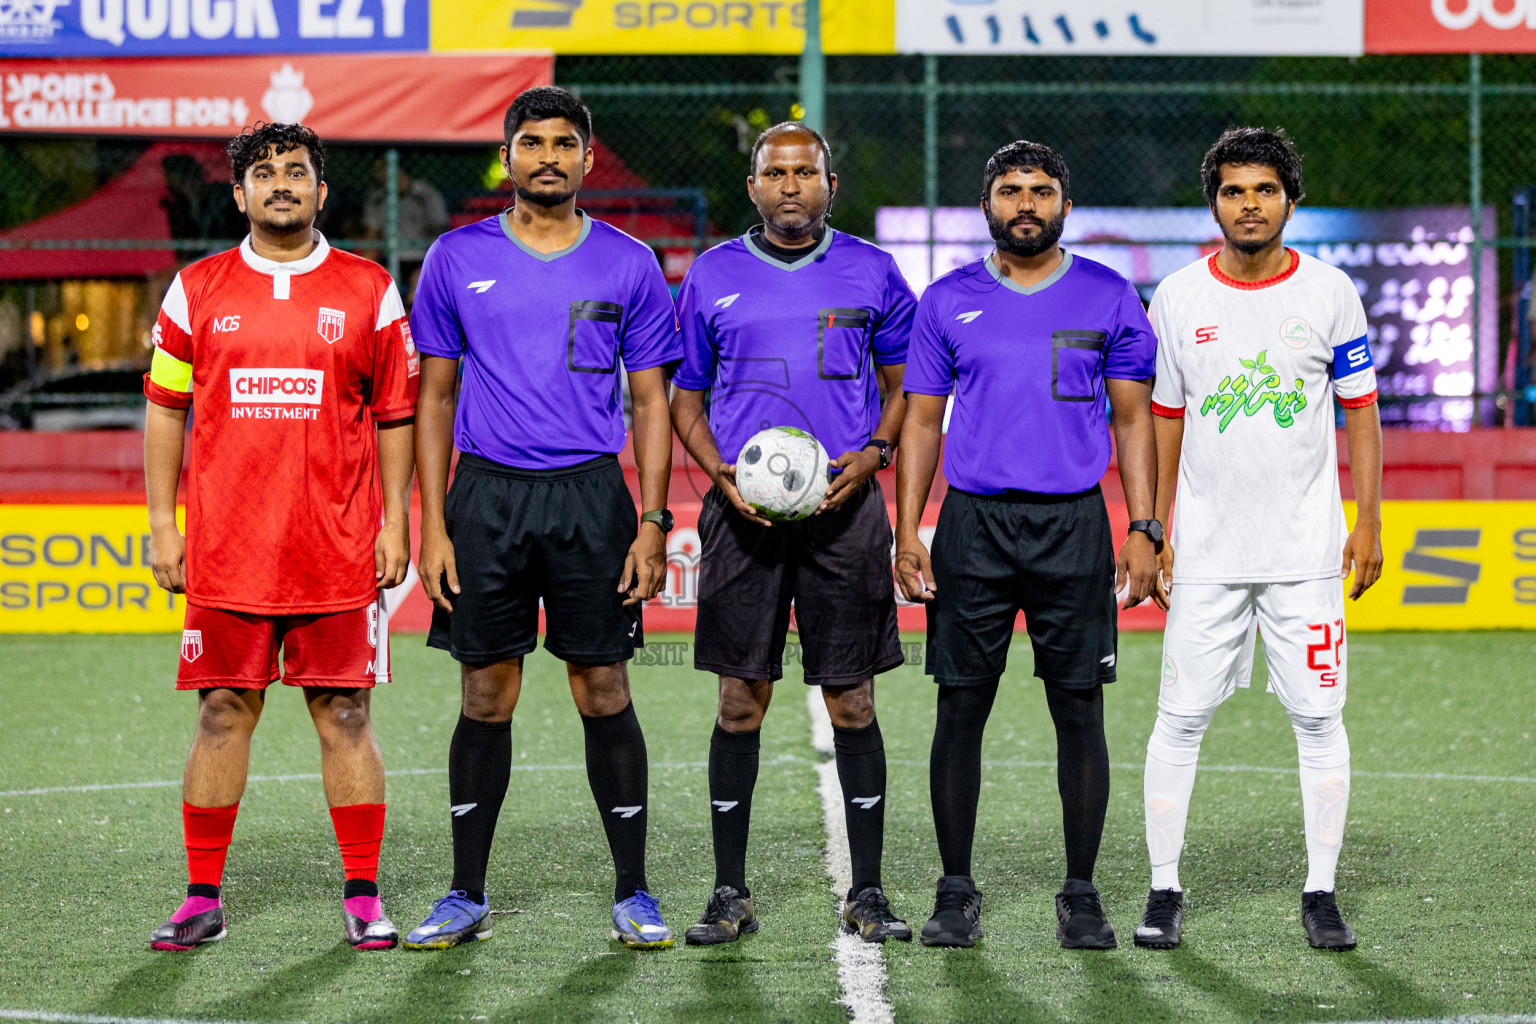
[694,478,902,687]
[926,484,1117,690]
[427,453,642,666]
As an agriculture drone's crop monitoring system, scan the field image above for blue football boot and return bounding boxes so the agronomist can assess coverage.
[611,889,674,950]
[402,890,492,950]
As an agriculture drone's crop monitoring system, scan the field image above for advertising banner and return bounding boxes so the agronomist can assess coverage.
[896,0,1363,55]
[877,205,1499,431]
[0,53,552,140]
[1366,0,1536,53]
[5,500,1531,633]
[0,0,428,57]
[430,0,893,54]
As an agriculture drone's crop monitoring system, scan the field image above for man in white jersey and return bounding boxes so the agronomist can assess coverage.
[1135,127,1383,952]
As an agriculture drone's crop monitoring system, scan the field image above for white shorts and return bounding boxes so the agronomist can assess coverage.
[1158,578,1347,718]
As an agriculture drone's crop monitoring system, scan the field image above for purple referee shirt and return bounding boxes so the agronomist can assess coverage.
[410,211,681,470]
[904,251,1156,495]
[673,228,916,463]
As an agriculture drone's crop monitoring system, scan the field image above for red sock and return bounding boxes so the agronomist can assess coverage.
[183,801,239,889]
[329,803,386,882]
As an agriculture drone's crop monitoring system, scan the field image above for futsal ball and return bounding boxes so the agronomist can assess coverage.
[735,426,831,522]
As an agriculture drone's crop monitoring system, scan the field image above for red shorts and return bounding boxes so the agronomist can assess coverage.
[176,599,389,690]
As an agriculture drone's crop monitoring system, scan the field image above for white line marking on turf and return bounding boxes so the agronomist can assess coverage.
[807,689,894,1024]
[0,1010,306,1024]
[6,755,1530,800]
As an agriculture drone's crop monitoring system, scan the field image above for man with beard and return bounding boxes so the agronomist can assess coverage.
[143,122,417,951]
[895,140,1159,949]
[1133,127,1381,952]
[670,122,917,944]
[405,86,682,950]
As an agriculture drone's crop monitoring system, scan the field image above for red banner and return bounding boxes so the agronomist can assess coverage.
[1366,0,1536,52]
[0,53,552,141]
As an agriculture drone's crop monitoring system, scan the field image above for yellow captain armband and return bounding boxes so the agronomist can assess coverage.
[150,346,193,393]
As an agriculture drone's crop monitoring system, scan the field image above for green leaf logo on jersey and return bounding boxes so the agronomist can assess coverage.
[1200,350,1308,432]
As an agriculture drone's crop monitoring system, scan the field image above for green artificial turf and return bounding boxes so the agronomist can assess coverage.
[0,632,1532,1024]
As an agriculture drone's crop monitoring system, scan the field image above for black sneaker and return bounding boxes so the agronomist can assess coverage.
[684,885,758,946]
[920,875,982,948]
[1133,888,1183,949]
[150,906,226,951]
[841,887,913,943]
[1056,878,1116,950]
[1302,890,1357,950]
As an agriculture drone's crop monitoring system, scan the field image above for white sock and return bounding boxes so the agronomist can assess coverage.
[1144,710,1212,892]
[1290,712,1351,893]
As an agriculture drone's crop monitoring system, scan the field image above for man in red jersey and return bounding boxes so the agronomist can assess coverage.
[141,122,418,952]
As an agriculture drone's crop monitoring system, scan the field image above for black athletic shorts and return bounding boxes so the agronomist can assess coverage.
[427,453,643,665]
[694,478,902,687]
[925,484,1117,690]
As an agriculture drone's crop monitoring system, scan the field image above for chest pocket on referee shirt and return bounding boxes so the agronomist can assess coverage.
[817,307,872,381]
[568,300,624,374]
[1051,329,1107,402]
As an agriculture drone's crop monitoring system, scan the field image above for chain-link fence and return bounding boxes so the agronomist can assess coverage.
[3,53,1535,426]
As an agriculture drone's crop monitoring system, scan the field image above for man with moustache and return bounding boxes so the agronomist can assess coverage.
[406,86,682,950]
[143,122,417,951]
[1134,127,1381,952]
[670,122,918,944]
[895,140,1159,949]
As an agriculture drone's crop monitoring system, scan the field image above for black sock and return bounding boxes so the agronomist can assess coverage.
[1044,684,1110,884]
[581,702,650,902]
[187,883,220,900]
[448,712,512,903]
[833,717,886,897]
[930,683,998,879]
[343,878,378,899]
[707,723,760,895]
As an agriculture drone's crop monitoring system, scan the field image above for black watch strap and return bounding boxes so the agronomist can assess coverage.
[1127,518,1164,547]
[864,439,893,469]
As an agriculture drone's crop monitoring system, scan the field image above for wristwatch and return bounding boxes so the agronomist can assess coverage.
[1127,518,1164,548]
[640,509,674,534]
[863,439,894,469]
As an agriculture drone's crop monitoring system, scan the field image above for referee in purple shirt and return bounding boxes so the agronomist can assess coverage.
[895,141,1161,950]
[405,87,682,951]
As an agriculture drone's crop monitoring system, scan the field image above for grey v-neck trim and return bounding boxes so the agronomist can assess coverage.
[985,249,1074,295]
[742,226,835,271]
[499,209,592,262]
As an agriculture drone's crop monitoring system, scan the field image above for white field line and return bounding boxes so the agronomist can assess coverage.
[807,690,894,1024]
[0,1010,306,1024]
[5,755,1531,800]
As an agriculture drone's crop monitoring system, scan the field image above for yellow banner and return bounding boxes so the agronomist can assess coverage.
[2,500,1531,633]
[431,0,894,55]
[1345,501,1536,630]
[1,505,184,633]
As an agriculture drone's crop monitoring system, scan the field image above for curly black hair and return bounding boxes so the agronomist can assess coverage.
[504,86,592,148]
[227,122,325,185]
[1201,126,1305,206]
[749,121,833,176]
[982,140,1070,203]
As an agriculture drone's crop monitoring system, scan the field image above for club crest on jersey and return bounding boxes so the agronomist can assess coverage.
[317,307,346,345]
[1200,350,1308,432]
[1195,325,1218,345]
[181,629,204,663]
[1279,315,1313,350]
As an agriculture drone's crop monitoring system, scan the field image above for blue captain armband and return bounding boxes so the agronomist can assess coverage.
[1332,335,1373,379]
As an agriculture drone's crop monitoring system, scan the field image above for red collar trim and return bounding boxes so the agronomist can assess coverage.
[1207,247,1300,290]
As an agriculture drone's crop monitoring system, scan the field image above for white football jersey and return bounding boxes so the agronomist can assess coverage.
[1150,249,1378,584]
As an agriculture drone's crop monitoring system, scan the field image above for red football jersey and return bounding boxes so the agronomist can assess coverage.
[144,233,419,614]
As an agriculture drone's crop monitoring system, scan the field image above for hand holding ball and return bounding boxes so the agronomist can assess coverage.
[735,427,831,522]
